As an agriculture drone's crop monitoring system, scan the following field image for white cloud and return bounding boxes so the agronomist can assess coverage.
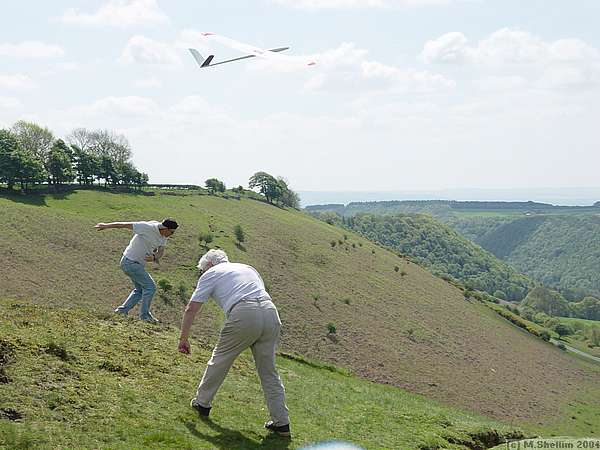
[73,96,160,117]
[304,42,454,93]
[0,41,65,59]
[272,0,456,9]
[422,28,600,90]
[0,74,36,90]
[421,32,471,64]
[59,0,168,27]
[423,28,600,66]
[0,96,22,109]
[120,35,181,66]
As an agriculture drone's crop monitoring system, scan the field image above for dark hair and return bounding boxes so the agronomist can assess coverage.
[162,218,179,230]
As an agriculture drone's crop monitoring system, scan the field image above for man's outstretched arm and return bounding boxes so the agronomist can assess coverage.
[94,222,134,231]
[178,301,203,354]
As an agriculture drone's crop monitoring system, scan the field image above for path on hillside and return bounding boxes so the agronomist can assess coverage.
[550,338,600,363]
[495,300,600,364]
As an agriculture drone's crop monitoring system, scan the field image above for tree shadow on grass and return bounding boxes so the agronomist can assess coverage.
[0,190,48,206]
[185,419,291,450]
[0,188,78,207]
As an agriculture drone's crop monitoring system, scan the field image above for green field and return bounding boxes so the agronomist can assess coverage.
[1,189,600,444]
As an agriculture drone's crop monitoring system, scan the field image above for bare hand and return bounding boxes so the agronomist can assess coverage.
[94,223,107,231]
[178,339,191,354]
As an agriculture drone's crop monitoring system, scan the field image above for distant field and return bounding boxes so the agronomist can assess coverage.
[2,189,600,437]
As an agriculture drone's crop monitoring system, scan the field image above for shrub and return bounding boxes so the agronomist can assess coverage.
[540,330,551,341]
[343,298,351,305]
[198,231,214,247]
[556,342,567,351]
[371,249,376,254]
[553,322,574,337]
[352,243,356,248]
[176,283,188,304]
[330,240,336,248]
[327,323,337,334]
[157,279,172,293]
[394,266,400,272]
[338,239,343,245]
[234,224,245,243]
[343,234,348,241]
[400,270,407,277]
[493,290,507,300]
[45,342,70,361]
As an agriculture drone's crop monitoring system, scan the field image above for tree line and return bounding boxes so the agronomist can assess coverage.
[204,171,300,209]
[0,121,148,191]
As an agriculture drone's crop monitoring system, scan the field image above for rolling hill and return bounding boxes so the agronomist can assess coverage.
[1,189,600,440]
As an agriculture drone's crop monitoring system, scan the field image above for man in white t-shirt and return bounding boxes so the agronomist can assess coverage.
[94,218,178,322]
[178,249,291,437]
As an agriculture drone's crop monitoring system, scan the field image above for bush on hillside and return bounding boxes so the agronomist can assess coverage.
[234,224,245,243]
[570,296,600,321]
[521,286,570,317]
[198,231,214,247]
[552,322,574,337]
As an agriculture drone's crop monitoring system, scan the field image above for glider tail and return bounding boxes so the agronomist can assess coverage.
[189,48,214,68]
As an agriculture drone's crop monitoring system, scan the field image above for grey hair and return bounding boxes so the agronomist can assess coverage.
[198,249,229,271]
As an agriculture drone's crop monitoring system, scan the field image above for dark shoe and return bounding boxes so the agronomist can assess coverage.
[264,420,291,437]
[190,399,211,418]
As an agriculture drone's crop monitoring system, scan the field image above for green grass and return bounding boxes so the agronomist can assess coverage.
[0,301,525,450]
[2,189,600,438]
[557,317,600,358]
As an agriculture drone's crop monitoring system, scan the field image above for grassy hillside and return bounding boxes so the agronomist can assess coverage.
[314,212,533,301]
[1,189,600,437]
[0,301,526,450]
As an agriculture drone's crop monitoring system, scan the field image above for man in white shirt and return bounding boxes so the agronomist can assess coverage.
[178,249,291,437]
[94,218,178,322]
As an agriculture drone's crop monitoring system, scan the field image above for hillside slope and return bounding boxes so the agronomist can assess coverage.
[340,213,533,301]
[1,190,599,436]
[0,301,525,450]
[477,216,600,300]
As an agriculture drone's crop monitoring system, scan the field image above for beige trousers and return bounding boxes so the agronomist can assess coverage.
[194,298,290,426]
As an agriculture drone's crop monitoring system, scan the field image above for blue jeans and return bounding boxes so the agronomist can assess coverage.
[117,256,156,319]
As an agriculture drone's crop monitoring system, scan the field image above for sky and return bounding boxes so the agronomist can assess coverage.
[2,0,600,196]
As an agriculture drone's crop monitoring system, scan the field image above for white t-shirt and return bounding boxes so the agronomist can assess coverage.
[122,221,167,264]
[190,262,270,313]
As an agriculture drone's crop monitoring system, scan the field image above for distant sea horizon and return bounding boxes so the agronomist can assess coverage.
[299,187,600,208]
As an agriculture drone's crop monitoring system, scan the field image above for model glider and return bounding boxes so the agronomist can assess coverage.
[189,32,316,69]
